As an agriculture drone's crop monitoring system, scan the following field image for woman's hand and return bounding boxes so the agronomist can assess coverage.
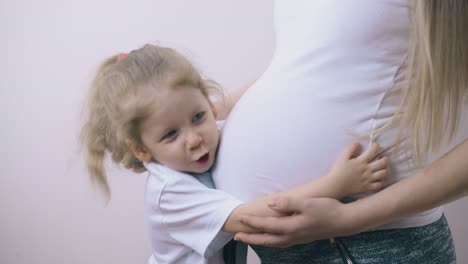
[234,195,357,247]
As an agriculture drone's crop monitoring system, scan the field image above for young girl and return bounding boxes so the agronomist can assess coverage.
[80,44,388,264]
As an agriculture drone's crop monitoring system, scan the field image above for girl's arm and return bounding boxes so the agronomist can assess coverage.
[214,80,255,120]
[222,142,388,234]
[233,139,468,247]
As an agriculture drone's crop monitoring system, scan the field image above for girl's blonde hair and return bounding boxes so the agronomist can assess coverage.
[80,44,220,198]
[387,0,468,164]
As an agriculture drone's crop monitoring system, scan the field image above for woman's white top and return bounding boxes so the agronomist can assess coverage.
[144,162,242,264]
[213,0,445,229]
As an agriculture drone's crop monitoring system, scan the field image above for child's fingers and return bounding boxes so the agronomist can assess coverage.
[368,180,385,191]
[359,142,380,162]
[369,156,388,172]
[370,169,388,182]
[341,141,362,159]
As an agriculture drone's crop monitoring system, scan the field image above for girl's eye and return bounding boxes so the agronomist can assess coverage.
[161,129,177,141]
[192,112,205,122]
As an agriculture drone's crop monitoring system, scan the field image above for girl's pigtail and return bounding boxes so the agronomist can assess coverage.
[80,56,119,199]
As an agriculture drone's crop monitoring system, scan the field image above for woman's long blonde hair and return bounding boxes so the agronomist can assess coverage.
[391,0,468,164]
[80,44,220,198]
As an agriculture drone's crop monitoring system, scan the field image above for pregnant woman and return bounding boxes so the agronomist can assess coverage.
[213,1,467,263]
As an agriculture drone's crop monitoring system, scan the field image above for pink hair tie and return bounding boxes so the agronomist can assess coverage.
[118,53,128,61]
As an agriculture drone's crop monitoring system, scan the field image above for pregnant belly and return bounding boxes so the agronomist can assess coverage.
[212,82,364,202]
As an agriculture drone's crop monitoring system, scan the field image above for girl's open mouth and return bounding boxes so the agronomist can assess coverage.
[196,153,209,164]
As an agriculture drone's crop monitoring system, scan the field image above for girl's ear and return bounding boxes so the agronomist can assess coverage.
[125,139,152,162]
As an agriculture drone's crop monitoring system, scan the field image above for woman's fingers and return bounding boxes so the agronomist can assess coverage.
[234,232,291,248]
[268,195,305,213]
[236,197,352,247]
[233,196,304,236]
[238,215,287,234]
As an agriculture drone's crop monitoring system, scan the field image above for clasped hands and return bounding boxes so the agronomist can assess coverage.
[234,195,357,248]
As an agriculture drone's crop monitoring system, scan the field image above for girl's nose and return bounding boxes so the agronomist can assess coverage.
[186,131,203,151]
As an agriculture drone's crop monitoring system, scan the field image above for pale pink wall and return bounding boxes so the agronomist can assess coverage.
[0,1,466,263]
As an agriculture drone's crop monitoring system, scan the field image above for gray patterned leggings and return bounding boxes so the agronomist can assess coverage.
[251,215,456,264]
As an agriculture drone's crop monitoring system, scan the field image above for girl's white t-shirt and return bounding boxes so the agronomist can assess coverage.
[213,0,444,229]
[144,162,242,264]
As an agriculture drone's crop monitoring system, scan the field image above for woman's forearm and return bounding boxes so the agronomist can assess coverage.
[345,139,468,233]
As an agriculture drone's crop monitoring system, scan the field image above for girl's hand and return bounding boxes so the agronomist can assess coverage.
[326,142,389,198]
